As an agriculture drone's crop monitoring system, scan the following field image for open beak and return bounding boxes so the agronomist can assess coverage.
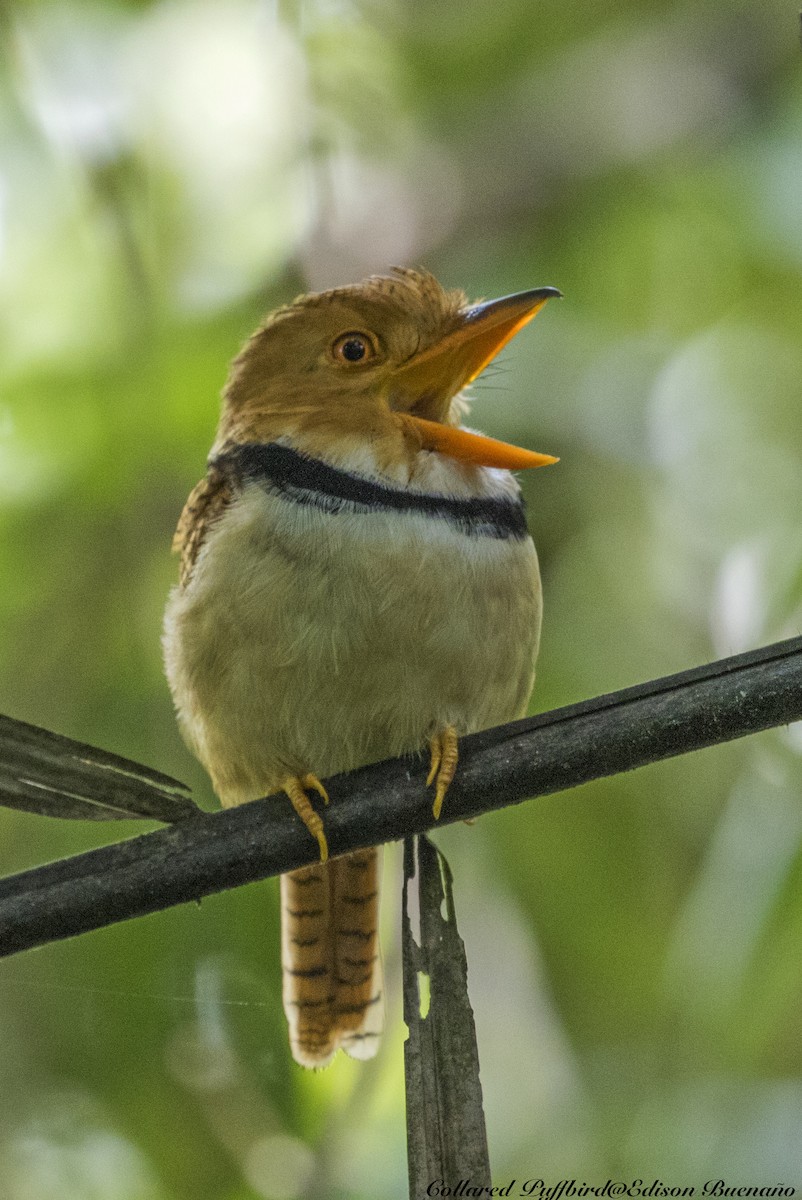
[392,286,561,471]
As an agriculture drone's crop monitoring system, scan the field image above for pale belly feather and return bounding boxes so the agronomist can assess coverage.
[163,483,541,806]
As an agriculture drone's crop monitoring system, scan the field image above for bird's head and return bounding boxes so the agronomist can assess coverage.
[217,267,560,476]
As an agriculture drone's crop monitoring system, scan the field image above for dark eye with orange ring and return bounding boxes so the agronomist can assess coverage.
[331,332,378,365]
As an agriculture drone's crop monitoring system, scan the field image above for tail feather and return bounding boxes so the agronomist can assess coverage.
[281,847,384,1068]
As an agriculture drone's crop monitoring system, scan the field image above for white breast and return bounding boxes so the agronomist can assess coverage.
[163,457,542,806]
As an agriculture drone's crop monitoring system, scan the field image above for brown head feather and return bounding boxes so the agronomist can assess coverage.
[215,268,466,467]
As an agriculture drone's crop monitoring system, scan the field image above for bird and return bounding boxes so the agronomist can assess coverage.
[163,267,559,1068]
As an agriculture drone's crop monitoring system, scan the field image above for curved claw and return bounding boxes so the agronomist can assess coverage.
[283,774,330,862]
[301,774,330,806]
[427,726,459,820]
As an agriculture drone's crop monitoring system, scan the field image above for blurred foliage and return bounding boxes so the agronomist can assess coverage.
[1,0,802,1196]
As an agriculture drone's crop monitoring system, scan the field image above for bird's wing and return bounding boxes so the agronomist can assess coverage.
[172,466,233,587]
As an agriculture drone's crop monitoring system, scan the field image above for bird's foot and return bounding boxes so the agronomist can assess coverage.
[282,774,330,862]
[426,725,458,820]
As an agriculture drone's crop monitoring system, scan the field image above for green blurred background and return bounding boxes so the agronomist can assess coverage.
[2,1,802,1196]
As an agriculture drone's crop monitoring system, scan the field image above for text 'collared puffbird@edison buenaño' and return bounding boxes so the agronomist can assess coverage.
[163,267,560,1068]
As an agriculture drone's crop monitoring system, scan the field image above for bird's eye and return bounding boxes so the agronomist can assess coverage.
[331,332,378,365]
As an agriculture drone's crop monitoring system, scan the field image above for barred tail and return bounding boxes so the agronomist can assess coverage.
[280,847,384,1068]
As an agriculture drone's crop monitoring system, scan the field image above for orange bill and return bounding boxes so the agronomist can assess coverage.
[404,415,559,471]
[391,285,561,470]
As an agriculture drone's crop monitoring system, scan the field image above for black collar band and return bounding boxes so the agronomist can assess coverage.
[213,441,528,541]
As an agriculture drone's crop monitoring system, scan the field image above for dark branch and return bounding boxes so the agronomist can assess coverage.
[1,636,802,960]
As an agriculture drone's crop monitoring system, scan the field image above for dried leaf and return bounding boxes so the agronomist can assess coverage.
[402,834,491,1197]
[0,713,198,822]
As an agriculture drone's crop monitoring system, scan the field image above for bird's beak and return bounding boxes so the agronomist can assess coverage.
[392,286,561,471]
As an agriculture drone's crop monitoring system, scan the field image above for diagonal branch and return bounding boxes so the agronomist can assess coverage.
[1,636,801,960]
